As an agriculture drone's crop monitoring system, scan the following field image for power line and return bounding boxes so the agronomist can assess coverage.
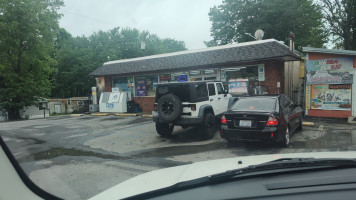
[60,9,117,26]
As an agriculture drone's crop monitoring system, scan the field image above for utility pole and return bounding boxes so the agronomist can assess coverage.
[289,32,295,98]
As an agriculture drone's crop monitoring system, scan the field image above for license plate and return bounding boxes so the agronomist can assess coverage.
[239,120,252,127]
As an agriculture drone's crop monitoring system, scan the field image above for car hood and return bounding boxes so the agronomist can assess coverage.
[89,151,356,200]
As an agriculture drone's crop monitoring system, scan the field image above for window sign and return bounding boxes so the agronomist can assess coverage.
[190,70,201,76]
[228,79,248,94]
[136,79,146,96]
[258,64,265,81]
[159,74,171,81]
[178,75,187,82]
[306,57,353,85]
[311,85,351,110]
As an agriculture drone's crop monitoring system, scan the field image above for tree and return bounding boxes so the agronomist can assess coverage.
[0,0,63,120]
[206,0,326,51]
[320,0,356,50]
[51,27,186,98]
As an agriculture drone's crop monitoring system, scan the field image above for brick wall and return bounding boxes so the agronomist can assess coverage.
[261,61,284,94]
[104,76,112,92]
[132,97,155,113]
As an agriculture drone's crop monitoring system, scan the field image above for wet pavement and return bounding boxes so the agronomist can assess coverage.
[1,115,356,199]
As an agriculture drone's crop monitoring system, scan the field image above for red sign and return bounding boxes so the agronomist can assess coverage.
[159,74,171,81]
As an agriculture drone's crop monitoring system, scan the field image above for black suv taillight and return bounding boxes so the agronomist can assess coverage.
[221,115,227,124]
[266,116,278,126]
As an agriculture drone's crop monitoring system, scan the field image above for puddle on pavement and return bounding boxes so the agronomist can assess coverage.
[6,136,45,145]
[138,142,227,157]
[290,129,352,149]
[119,117,152,125]
[17,147,128,162]
[100,117,122,121]
[16,141,228,163]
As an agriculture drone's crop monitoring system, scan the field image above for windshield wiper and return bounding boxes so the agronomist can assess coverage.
[209,157,356,181]
[124,157,356,200]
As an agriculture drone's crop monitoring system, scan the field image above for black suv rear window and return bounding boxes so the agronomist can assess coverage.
[231,98,277,112]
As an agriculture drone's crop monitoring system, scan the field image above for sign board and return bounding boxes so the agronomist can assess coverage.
[108,93,120,103]
[106,103,114,109]
[228,79,248,94]
[305,85,311,109]
[178,75,187,82]
[258,64,265,81]
[306,57,353,85]
[159,74,171,81]
[311,85,351,110]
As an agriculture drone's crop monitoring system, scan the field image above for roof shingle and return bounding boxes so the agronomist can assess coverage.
[89,39,300,76]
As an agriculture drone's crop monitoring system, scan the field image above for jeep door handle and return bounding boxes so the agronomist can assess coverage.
[218,97,221,100]
[210,99,213,101]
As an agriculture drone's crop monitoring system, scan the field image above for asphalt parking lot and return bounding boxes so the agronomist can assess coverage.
[1,115,356,199]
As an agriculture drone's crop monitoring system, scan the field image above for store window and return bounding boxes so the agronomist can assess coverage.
[135,75,158,97]
[222,66,258,95]
[112,76,134,96]
[189,69,220,81]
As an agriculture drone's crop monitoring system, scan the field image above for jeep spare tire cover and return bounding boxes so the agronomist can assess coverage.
[157,94,183,122]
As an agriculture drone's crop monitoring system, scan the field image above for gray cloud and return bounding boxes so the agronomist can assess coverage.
[59,0,222,49]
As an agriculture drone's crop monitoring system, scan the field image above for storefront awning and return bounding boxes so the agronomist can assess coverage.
[89,39,301,77]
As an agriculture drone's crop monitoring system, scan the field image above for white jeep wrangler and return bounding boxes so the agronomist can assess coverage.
[152,81,236,139]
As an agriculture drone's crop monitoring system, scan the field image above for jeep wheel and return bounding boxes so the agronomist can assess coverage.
[156,122,174,137]
[198,112,216,140]
[157,94,183,122]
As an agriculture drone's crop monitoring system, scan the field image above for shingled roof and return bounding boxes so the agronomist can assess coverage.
[89,39,300,76]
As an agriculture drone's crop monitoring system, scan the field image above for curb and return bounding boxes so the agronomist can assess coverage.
[303,121,315,127]
[115,113,139,116]
[91,113,109,116]
[142,114,152,117]
[71,114,84,117]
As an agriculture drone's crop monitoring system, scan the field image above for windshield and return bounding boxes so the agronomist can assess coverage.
[231,98,277,112]
[0,0,355,200]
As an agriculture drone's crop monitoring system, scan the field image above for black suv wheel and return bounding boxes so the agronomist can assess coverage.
[156,122,174,137]
[198,112,216,140]
[157,94,183,122]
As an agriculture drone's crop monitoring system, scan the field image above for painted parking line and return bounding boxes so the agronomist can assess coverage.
[115,113,139,116]
[303,121,315,127]
[91,113,109,116]
[71,114,84,117]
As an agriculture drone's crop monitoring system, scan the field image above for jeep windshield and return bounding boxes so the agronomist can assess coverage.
[231,97,278,112]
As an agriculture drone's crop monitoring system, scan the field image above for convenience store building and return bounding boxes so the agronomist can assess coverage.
[89,39,301,112]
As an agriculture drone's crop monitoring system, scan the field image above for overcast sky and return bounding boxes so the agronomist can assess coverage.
[59,0,223,50]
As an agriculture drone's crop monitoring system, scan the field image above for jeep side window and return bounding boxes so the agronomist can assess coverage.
[216,83,224,94]
[208,84,216,96]
[196,84,208,99]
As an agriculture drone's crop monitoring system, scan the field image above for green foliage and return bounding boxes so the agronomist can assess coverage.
[51,27,187,98]
[320,0,356,50]
[0,0,63,119]
[206,0,327,51]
